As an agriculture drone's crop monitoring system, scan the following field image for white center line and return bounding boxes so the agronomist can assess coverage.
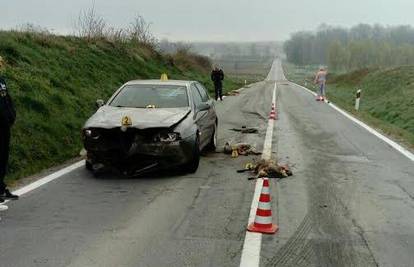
[239,82,277,267]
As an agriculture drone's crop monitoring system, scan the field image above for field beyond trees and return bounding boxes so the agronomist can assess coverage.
[0,30,246,184]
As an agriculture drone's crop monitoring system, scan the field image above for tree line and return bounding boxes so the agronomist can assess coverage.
[284,24,414,70]
[13,5,212,72]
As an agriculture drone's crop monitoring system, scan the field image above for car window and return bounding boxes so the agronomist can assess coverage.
[109,85,189,108]
[195,83,209,102]
[191,84,203,106]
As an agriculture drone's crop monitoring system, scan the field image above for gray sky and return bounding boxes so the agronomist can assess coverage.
[2,0,414,41]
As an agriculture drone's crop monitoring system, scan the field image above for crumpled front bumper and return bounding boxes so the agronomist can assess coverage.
[84,132,195,174]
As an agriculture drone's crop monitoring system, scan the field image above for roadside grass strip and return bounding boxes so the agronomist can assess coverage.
[293,82,414,162]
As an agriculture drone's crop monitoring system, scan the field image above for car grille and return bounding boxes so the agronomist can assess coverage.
[85,127,164,153]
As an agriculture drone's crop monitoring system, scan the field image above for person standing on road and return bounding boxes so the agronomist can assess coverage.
[211,65,224,101]
[0,77,19,204]
[314,66,328,102]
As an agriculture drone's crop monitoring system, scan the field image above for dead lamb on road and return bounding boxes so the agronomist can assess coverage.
[239,159,293,179]
[223,142,262,158]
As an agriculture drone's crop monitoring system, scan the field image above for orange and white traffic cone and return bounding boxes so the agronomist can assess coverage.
[269,103,277,120]
[247,178,278,234]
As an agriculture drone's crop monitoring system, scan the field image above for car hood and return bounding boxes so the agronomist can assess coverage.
[84,106,191,129]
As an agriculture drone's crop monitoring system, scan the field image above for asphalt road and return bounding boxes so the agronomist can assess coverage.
[1,60,414,267]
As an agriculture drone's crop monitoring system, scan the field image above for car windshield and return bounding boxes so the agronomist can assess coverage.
[109,84,189,108]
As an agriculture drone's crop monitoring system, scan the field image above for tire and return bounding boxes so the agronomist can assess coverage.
[86,158,103,177]
[184,135,200,173]
[206,123,218,151]
[85,160,93,171]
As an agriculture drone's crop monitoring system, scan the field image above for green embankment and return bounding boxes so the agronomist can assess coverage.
[284,63,414,148]
[0,31,247,184]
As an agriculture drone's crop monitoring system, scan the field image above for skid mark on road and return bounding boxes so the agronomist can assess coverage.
[265,214,314,267]
[263,81,381,267]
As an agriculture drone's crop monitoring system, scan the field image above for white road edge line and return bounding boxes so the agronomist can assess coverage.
[4,160,85,203]
[239,83,277,267]
[292,82,414,162]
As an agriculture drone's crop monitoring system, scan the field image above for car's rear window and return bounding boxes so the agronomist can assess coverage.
[109,85,189,108]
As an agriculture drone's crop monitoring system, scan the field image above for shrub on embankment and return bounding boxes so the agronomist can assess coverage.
[0,31,244,183]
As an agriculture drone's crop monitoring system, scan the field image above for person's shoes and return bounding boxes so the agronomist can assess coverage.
[0,196,5,204]
[0,204,8,211]
[2,189,18,200]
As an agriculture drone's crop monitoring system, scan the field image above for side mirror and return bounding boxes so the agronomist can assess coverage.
[96,99,105,108]
[197,103,210,112]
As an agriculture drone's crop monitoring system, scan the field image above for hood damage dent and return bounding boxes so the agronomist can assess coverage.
[84,106,191,130]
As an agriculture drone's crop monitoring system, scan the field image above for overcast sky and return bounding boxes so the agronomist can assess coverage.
[2,0,414,41]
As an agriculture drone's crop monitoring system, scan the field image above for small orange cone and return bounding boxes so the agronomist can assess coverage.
[269,104,277,120]
[247,178,278,234]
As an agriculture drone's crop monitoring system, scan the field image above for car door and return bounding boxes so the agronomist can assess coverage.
[190,83,210,148]
[195,82,216,137]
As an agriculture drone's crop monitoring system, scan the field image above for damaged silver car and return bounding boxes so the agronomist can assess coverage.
[82,80,218,176]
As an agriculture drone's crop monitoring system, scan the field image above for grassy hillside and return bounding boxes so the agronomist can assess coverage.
[0,31,246,184]
[284,64,414,149]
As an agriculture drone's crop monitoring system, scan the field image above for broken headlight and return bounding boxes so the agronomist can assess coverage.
[83,129,100,140]
[154,132,181,143]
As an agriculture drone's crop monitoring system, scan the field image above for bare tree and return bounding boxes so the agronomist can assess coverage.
[158,38,176,53]
[19,23,51,35]
[75,5,106,41]
[128,14,157,46]
[175,42,193,54]
[105,27,128,43]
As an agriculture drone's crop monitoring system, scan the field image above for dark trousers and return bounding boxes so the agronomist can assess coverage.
[215,85,223,100]
[0,125,10,193]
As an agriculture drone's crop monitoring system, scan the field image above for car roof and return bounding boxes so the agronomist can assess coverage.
[124,80,195,87]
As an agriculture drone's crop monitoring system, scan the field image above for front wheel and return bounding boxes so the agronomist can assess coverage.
[184,135,200,173]
[206,123,218,151]
[85,159,93,171]
[85,157,105,177]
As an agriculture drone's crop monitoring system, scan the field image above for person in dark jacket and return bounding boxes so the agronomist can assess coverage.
[0,77,18,203]
[211,66,224,101]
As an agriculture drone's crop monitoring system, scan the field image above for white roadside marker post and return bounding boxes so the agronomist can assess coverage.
[355,89,361,111]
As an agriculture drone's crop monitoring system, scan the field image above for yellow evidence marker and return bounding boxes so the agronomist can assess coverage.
[121,115,132,132]
[160,73,169,81]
